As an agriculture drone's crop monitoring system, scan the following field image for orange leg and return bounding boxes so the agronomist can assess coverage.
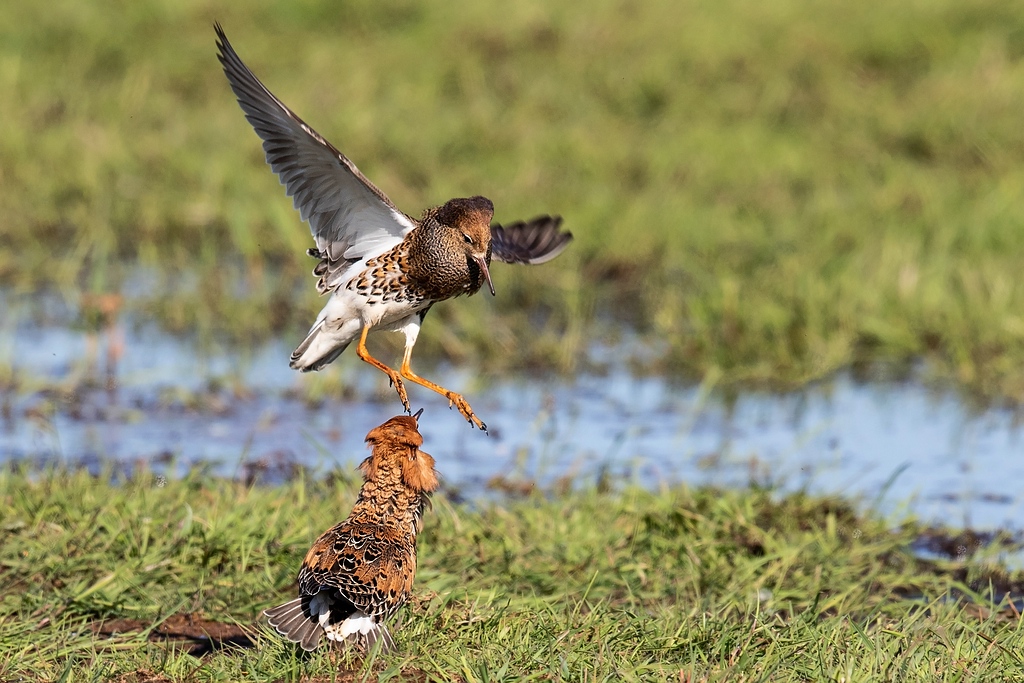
[400,346,486,431]
[356,325,411,414]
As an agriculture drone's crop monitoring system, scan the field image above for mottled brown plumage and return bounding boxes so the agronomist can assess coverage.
[264,413,438,653]
[215,26,573,431]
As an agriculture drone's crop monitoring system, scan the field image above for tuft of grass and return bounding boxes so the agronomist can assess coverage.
[0,468,1022,680]
[4,1,1024,398]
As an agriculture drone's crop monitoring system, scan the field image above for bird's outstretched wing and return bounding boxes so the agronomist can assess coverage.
[490,215,573,265]
[215,24,417,267]
[298,521,415,621]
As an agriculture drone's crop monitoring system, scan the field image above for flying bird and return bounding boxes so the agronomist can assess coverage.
[264,412,439,653]
[215,25,573,431]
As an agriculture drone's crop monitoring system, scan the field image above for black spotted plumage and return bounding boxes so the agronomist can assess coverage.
[264,414,438,653]
[215,25,573,430]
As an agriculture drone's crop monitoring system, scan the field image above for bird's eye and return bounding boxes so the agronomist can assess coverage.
[462,233,473,244]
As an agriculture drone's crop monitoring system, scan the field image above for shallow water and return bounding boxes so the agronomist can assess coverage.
[2,308,1024,534]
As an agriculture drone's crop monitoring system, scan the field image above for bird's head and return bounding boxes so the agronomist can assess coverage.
[361,411,438,493]
[435,195,495,296]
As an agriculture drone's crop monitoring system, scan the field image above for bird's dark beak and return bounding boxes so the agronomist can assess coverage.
[412,408,424,421]
[473,254,495,296]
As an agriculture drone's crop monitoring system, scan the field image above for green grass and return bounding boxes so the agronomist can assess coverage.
[1,468,1022,681]
[4,0,1024,398]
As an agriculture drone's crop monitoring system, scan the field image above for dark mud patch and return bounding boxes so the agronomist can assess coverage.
[90,614,434,681]
[91,613,255,656]
[886,528,1024,621]
[912,527,1024,562]
[891,563,1024,623]
[108,671,174,683]
[107,669,430,683]
[297,672,430,683]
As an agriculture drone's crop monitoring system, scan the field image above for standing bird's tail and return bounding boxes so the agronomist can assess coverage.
[264,593,396,653]
[264,597,323,652]
[361,621,396,653]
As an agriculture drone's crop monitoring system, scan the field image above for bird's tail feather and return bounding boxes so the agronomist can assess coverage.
[363,622,395,654]
[265,598,323,652]
[266,598,395,654]
[289,323,351,372]
[333,622,394,654]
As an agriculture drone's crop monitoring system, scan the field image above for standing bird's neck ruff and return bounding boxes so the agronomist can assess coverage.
[353,415,439,533]
[263,415,438,653]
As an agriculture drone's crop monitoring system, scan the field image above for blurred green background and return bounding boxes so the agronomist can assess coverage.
[3,0,1024,398]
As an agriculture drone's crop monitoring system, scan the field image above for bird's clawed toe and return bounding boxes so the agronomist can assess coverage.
[381,369,411,413]
[394,382,411,414]
[445,393,486,431]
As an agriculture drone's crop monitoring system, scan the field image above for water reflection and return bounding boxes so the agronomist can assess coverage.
[2,312,1023,531]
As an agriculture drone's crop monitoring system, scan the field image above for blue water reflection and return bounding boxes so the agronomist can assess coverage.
[2,314,1023,531]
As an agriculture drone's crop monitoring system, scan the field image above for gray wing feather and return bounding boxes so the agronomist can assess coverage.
[215,25,416,261]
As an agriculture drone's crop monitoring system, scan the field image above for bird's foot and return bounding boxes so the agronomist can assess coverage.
[445,392,487,431]
[384,371,412,414]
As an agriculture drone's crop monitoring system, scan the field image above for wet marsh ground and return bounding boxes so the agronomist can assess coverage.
[2,470,1024,682]
[4,0,1024,680]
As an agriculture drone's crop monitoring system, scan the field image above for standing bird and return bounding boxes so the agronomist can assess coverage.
[215,26,573,431]
[264,412,439,653]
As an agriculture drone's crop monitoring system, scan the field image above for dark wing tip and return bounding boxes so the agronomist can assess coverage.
[490,215,573,265]
[213,22,230,61]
